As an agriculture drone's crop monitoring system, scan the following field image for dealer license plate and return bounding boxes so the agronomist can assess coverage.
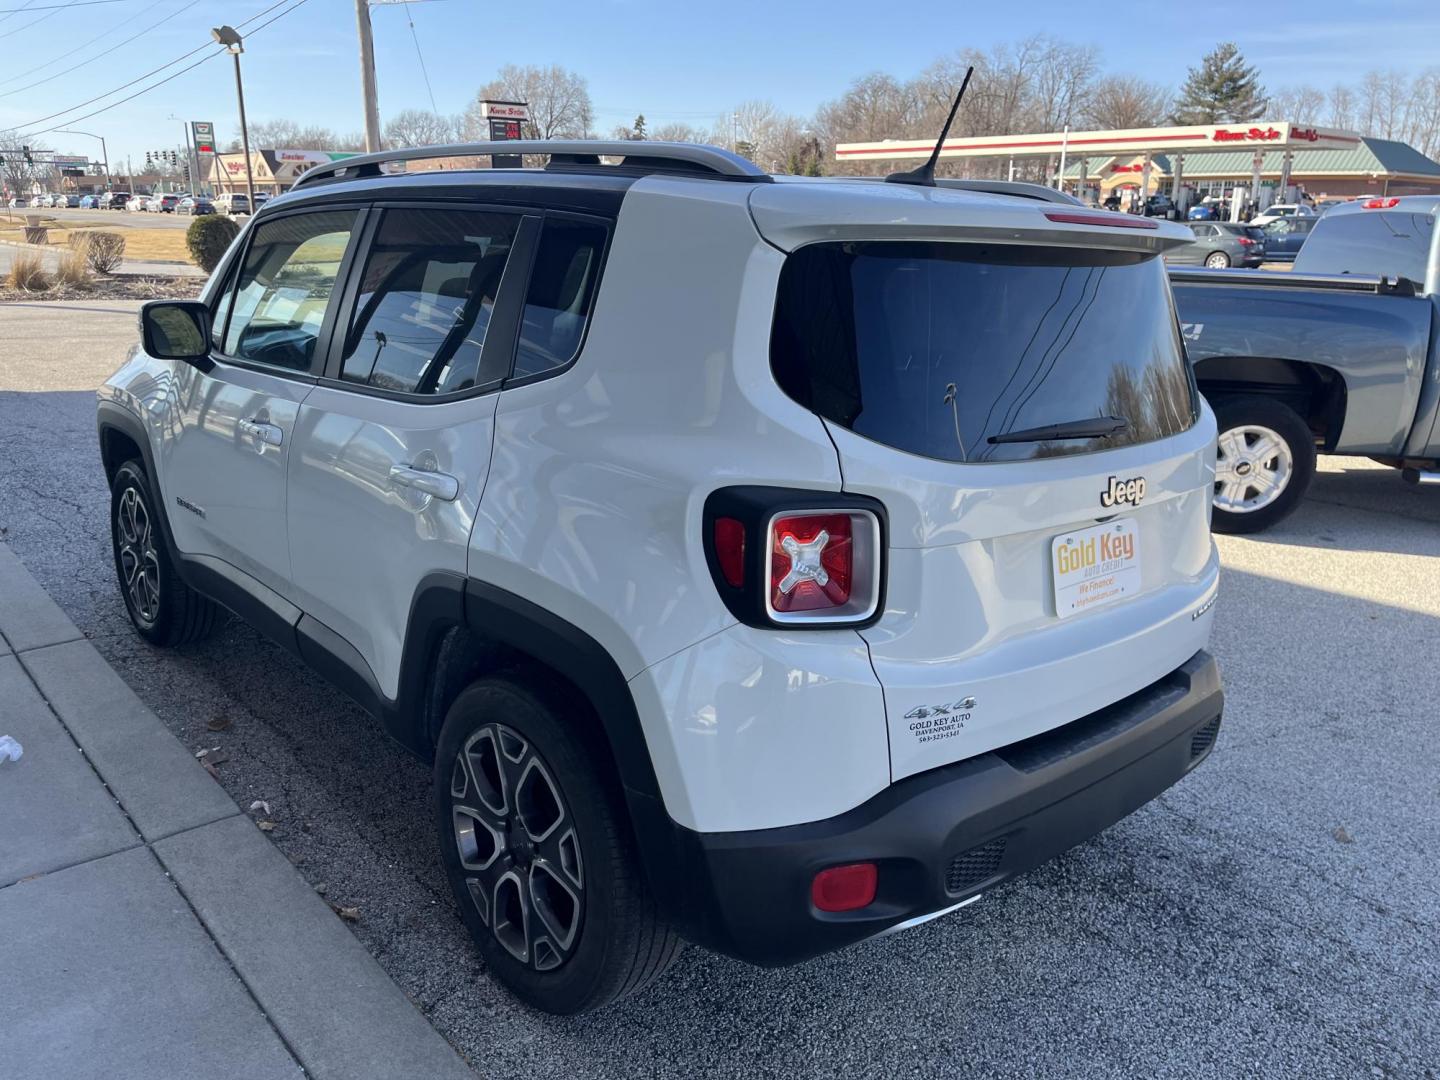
[1051,519,1142,619]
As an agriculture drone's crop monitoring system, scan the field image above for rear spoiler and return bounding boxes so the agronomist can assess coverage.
[1167,267,1418,296]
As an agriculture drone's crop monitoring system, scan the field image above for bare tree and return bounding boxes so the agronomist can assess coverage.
[0,130,52,195]
[650,121,710,144]
[1082,76,1171,129]
[383,109,457,148]
[464,64,594,140]
[1326,83,1355,129]
[225,120,363,151]
[1268,84,1326,122]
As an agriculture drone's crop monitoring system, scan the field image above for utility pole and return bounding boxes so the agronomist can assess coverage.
[355,0,382,151]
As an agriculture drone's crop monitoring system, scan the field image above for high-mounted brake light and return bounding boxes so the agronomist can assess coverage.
[811,863,878,912]
[1044,211,1159,230]
[1363,197,1399,209]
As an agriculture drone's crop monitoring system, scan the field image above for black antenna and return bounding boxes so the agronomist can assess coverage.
[885,66,974,187]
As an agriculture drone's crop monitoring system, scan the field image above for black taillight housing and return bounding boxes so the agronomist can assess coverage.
[703,486,887,629]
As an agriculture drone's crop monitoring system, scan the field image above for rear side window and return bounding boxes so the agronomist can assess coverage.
[340,208,521,395]
[514,218,607,380]
[770,242,1196,464]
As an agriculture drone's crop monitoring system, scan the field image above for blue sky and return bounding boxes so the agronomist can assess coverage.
[0,0,1424,165]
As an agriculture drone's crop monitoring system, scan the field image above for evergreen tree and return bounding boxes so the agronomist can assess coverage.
[632,114,647,140]
[1171,43,1267,124]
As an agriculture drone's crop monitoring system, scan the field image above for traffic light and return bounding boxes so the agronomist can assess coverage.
[22,146,33,164]
[146,151,153,167]
[170,150,178,165]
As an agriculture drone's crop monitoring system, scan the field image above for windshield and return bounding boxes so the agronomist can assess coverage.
[770,241,1197,464]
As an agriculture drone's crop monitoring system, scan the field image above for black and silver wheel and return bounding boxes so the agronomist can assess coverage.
[1205,251,1231,269]
[1210,397,1315,534]
[435,674,681,1014]
[109,460,218,645]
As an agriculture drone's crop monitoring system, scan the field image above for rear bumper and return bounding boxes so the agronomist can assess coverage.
[652,650,1223,966]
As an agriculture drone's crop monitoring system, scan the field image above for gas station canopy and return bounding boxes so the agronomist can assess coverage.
[835,121,1361,164]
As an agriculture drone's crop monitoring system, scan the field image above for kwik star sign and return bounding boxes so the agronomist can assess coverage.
[834,121,1361,163]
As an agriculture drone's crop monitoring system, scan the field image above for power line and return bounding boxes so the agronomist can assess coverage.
[401,2,438,113]
[0,0,195,93]
[18,0,314,138]
[0,0,38,24]
[0,0,128,12]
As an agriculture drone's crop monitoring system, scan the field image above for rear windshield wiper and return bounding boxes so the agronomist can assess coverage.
[987,416,1129,445]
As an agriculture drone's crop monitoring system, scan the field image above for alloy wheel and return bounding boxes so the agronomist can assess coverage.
[450,723,584,972]
[1214,424,1293,513]
[116,486,161,623]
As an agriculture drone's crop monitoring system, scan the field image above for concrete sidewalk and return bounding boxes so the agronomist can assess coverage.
[0,544,476,1080]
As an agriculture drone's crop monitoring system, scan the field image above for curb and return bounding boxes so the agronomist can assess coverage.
[0,543,476,1080]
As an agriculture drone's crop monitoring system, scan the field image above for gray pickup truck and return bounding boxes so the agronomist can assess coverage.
[1171,195,1440,532]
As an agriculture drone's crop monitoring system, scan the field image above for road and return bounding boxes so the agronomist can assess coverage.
[2,205,206,230]
[2,300,1437,1079]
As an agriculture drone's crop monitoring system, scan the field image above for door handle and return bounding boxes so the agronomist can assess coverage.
[389,463,460,502]
[238,418,283,447]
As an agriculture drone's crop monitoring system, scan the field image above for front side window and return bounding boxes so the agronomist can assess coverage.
[223,210,358,371]
[514,218,608,380]
[340,208,521,395]
[771,241,1196,464]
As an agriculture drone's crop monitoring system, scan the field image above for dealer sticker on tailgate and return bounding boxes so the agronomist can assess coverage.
[1052,519,1142,619]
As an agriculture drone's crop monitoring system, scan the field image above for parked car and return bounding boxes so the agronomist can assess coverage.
[217,192,251,215]
[1172,194,1440,532]
[176,195,214,215]
[1250,202,1316,227]
[157,193,180,213]
[252,192,271,208]
[1165,221,1266,268]
[61,193,81,207]
[1258,217,1316,262]
[100,191,131,210]
[100,140,1225,1015]
[79,194,100,208]
[1314,197,1349,215]
[131,195,151,212]
[1187,203,1217,220]
[1142,193,1176,218]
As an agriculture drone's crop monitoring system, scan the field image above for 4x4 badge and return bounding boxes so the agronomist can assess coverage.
[904,697,976,720]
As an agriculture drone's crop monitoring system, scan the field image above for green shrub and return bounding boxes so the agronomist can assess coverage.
[72,231,126,274]
[186,214,240,272]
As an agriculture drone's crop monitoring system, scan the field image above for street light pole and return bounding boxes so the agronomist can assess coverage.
[54,128,110,190]
[355,0,381,151]
[211,25,255,209]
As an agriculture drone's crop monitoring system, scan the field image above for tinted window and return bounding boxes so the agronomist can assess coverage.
[340,208,520,395]
[1295,210,1434,281]
[223,210,358,371]
[514,219,607,379]
[771,242,1196,464]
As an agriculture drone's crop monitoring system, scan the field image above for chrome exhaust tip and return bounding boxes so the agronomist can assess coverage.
[1401,467,1440,486]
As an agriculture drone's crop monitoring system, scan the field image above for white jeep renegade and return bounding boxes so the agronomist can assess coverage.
[98,141,1224,1014]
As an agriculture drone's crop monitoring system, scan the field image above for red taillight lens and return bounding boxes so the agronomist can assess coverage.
[770,512,853,613]
[1363,197,1399,209]
[1237,236,1254,246]
[812,863,878,912]
[713,516,746,588]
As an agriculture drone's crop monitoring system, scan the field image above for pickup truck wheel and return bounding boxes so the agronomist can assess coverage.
[1204,251,1231,268]
[1210,398,1315,534]
[434,674,682,1014]
[109,460,218,645]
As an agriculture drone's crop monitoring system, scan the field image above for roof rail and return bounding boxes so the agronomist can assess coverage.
[289,140,773,189]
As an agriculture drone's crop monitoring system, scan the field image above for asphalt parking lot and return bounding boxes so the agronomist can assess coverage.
[2,299,1438,1078]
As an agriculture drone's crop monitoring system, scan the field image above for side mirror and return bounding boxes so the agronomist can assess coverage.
[140,300,212,369]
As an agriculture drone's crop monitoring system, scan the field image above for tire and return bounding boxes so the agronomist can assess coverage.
[110,460,219,645]
[1205,251,1231,268]
[434,673,682,1014]
[1210,397,1316,535]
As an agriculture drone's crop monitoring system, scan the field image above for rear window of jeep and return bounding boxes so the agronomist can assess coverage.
[770,241,1197,464]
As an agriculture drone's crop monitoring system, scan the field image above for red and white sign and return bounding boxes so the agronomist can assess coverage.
[1213,127,1282,142]
[478,101,530,121]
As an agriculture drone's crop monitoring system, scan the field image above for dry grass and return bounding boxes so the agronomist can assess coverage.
[5,249,51,291]
[53,248,91,287]
[0,218,192,263]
